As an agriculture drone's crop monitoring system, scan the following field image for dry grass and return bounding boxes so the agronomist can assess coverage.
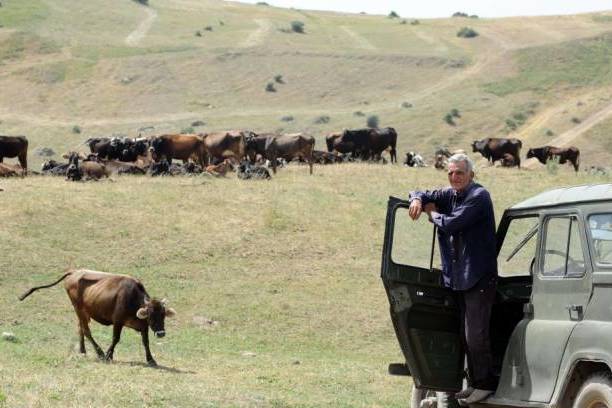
[0,164,610,407]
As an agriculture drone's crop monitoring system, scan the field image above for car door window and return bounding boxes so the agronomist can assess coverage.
[391,207,440,269]
[542,216,585,277]
[498,216,538,277]
[589,213,612,265]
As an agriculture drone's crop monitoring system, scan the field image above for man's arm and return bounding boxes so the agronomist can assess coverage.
[408,189,450,221]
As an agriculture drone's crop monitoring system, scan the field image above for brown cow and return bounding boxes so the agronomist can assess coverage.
[0,163,21,177]
[472,137,522,168]
[0,135,28,173]
[150,134,206,166]
[205,159,233,176]
[201,130,247,164]
[19,269,176,366]
[264,133,315,174]
[65,152,109,181]
[527,146,580,172]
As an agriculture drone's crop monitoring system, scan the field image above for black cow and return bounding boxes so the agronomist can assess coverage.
[237,161,271,180]
[471,137,522,168]
[370,127,397,163]
[42,160,70,176]
[527,146,580,172]
[0,135,28,172]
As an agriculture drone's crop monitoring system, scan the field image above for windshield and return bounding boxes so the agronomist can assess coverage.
[589,213,612,265]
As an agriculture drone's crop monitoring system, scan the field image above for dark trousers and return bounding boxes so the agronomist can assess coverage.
[454,276,497,390]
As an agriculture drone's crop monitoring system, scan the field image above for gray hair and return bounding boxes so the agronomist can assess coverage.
[448,153,474,173]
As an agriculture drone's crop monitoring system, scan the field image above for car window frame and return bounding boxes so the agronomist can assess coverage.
[538,211,588,280]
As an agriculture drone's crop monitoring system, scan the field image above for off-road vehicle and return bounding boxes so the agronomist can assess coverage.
[382,184,612,408]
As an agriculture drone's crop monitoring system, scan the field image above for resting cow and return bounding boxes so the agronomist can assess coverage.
[471,137,522,168]
[66,152,109,181]
[527,146,580,172]
[19,269,176,367]
[0,135,28,173]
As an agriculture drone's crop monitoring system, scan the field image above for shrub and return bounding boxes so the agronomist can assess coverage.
[470,15,479,19]
[400,19,407,25]
[274,74,284,84]
[444,114,456,126]
[256,1,269,5]
[72,125,81,134]
[353,111,365,117]
[133,0,148,4]
[450,108,461,118]
[204,26,213,32]
[195,31,202,37]
[457,27,478,38]
[505,119,517,130]
[401,102,412,108]
[191,120,205,127]
[388,11,400,18]
[545,129,555,136]
[290,21,305,33]
[452,11,469,17]
[410,19,420,25]
[281,115,294,122]
[546,155,560,175]
[571,117,582,124]
[366,115,379,128]
[265,82,276,92]
[181,127,195,134]
[219,21,225,26]
[314,115,330,124]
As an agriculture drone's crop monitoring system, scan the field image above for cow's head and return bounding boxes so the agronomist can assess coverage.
[137,298,176,338]
[471,141,479,152]
[526,148,535,159]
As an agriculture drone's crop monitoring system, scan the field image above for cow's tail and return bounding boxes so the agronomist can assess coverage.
[18,272,72,301]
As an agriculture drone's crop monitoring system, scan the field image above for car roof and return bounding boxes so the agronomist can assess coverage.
[510,183,612,210]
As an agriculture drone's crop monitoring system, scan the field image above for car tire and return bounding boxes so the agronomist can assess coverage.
[411,384,459,408]
[573,373,612,408]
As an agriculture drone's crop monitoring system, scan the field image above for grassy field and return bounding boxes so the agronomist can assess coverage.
[1,1,612,169]
[1,165,610,407]
[1,1,612,406]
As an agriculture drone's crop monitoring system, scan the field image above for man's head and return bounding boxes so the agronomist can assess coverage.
[447,153,474,192]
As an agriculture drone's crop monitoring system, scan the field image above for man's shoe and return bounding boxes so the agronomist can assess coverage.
[463,389,494,404]
[454,387,474,399]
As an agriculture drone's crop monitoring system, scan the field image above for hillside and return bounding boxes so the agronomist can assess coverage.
[0,0,612,169]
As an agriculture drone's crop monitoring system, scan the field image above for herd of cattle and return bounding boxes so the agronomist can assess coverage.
[0,131,585,181]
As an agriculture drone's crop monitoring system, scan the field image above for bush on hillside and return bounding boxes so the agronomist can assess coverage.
[265,82,276,92]
[274,74,284,84]
[290,21,305,33]
[256,1,269,5]
[181,127,195,134]
[410,19,420,25]
[545,129,555,136]
[366,115,379,128]
[400,19,407,25]
[191,120,206,127]
[195,31,202,37]
[133,0,148,5]
[457,27,479,38]
[314,115,330,124]
[452,12,469,17]
[204,26,213,32]
[353,111,365,117]
[281,115,294,122]
[72,125,81,134]
[470,15,479,19]
[571,117,582,124]
[388,11,400,18]
[444,114,456,126]
[450,108,461,118]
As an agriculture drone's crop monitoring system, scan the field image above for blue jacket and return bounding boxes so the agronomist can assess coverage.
[409,182,498,290]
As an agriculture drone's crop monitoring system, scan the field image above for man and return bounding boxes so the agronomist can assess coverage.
[408,153,498,404]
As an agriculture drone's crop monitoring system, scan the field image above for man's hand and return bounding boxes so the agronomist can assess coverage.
[409,199,422,220]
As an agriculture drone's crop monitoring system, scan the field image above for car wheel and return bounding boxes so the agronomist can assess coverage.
[573,373,612,408]
[411,384,459,408]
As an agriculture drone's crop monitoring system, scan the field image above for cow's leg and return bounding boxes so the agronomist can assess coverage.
[105,323,124,362]
[18,152,27,174]
[391,147,397,164]
[78,322,86,354]
[140,328,157,366]
[75,311,104,358]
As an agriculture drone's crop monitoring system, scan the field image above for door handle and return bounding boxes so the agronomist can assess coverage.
[566,304,584,320]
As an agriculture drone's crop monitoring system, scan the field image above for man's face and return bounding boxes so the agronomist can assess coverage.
[448,161,473,192]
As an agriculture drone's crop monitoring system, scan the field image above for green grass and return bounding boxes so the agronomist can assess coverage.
[0,0,48,28]
[0,31,60,62]
[484,33,612,96]
[0,165,609,406]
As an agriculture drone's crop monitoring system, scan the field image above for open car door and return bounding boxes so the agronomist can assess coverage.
[381,196,463,391]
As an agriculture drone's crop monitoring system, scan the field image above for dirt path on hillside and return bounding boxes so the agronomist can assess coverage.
[125,6,158,46]
[240,19,271,48]
[0,110,197,128]
[524,100,612,168]
[340,26,376,50]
